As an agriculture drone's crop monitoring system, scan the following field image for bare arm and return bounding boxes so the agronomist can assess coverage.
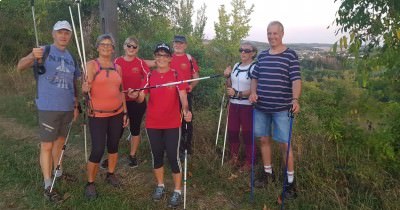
[291,79,302,113]
[144,59,156,68]
[249,78,258,103]
[178,89,192,122]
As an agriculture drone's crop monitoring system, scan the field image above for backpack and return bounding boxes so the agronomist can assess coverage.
[232,62,256,79]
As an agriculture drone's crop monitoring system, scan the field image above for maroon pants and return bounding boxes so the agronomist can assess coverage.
[227,103,255,166]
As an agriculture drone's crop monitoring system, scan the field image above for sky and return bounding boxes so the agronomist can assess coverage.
[193,0,341,44]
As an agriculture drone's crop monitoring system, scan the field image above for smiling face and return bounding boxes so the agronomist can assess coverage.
[154,49,171,69]
[52,29,72,48]
[124,41,138,57]
[239,44,256,63]
[97,38,114,57]
[172,41,187,55]
[267,23,284,48]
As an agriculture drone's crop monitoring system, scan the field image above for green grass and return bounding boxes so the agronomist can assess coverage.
[0,66,399,209]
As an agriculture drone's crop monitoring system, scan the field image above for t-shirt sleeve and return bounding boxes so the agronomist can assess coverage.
[176,70,188,90]
[251,60,260,80]
[191,57,200,74]
[289,51,301,81]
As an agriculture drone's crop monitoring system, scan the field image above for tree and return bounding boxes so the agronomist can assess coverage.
[211,0,254,67]
[333,0,400,87]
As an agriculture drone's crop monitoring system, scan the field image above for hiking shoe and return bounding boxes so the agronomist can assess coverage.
[152,186,166,201]
[105,173,121,187]
[128,155,138,168]
[44,187,63,203]
[84,183,98,200]
[281,181,297,200]
[254,170,275,188]
[100,159,108,169]
[167,192,182,208]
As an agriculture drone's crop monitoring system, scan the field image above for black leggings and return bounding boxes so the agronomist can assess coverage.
[147,128,181,173]
[88,113,123,163]
[126,100,146,136]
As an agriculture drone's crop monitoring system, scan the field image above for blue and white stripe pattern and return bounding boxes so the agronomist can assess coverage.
[251,48,301,113]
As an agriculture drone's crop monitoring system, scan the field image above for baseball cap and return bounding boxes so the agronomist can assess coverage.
[154,43,172,55]
[173,35,187,43]
[53,20,72,31]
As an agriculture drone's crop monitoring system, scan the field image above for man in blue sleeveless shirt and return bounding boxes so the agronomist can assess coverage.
[17,20,80,202]
[249,21,301,200]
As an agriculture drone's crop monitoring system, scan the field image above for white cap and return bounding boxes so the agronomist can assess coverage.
[53,20,72,31]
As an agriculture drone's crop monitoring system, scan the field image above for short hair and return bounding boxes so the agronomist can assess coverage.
[95,34,115,49]
[123,36,139,46]
[268,21,284,33]
[241,41,258,59]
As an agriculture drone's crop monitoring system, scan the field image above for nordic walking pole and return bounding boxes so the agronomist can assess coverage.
[279,109,295,209]
[73,1,89,162]
[250,107,256,202]
[50,122,73,193]
[183,123,188,210]
[30,0,45,75]
[31,0,39,48]
[215,93,226,146]
[76,0,87,66]
[221,102,230,166]
[123,74,222,93]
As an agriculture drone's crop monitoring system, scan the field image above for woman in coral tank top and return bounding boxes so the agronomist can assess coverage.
[82,34,128,199]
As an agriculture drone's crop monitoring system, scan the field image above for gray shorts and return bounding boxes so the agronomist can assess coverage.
[38,111,73,142]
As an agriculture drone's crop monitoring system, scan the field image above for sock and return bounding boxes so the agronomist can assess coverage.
[157,184,165,188]
[54,169,63,178]
[264,165,272,174]
[44,178,52,189]
[174,189,182,195]
[287,171,294,183]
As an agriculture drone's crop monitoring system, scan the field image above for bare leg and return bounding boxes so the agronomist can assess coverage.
[107,153,118,173]
[153,167,164,185]
[40,142,53,180]
[130,135,141,156]
[172,172,182,191]
[52,136,65,171]
[280,143,294,172]
[259,136,272,166]
[87,161,99,182]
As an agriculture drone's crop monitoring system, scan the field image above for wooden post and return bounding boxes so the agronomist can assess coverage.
[99,0,119,56]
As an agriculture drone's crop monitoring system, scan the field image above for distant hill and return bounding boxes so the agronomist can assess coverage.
[247,40,333,52]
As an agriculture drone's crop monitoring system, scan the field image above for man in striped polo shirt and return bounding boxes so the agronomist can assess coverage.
[249,21,301,200]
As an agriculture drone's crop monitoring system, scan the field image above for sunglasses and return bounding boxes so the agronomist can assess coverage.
[126,44,138,49]
[155,53,170,58]
[239,48,253,53]
[99,43,114,48]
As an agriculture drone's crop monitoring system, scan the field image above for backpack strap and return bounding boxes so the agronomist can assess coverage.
[93,59,117,81]
[186,53,194,73]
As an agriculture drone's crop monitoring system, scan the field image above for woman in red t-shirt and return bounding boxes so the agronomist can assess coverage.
[115,37,150,168]
[128,43,191,208]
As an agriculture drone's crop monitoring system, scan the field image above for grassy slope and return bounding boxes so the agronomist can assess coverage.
[0,67,399,209]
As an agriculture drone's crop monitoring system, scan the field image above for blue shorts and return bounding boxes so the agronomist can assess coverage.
[254,109,291,143]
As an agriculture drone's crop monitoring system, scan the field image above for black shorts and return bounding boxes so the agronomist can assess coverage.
[38,110,73,142]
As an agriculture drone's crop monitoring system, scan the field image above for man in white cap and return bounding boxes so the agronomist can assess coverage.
[17,20,80,202]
